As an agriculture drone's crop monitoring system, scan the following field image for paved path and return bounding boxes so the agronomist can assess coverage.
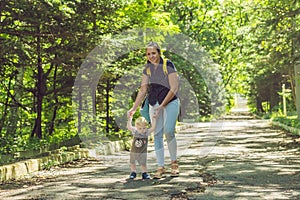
[1,113,300,200]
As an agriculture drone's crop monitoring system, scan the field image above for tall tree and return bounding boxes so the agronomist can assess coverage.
[0,0,123,145]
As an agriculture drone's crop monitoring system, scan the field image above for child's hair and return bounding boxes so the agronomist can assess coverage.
[135,117,149,127]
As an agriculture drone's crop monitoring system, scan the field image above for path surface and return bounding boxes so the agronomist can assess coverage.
[1,113,300,200]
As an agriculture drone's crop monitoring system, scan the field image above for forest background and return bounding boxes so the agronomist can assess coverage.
[0,0,300,161]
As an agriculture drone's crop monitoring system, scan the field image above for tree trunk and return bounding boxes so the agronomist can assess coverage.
[295,61,300,120]
[32,24,43,139]
[6,66,25,139]
[78,86,82,134]
[105,80,109,134]
[0,76,12,134]
[256,96,264,113]
[49,64,58,135]
[92,84,97,134]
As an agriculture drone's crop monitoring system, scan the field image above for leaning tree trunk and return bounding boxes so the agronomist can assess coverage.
[32,24,43,139]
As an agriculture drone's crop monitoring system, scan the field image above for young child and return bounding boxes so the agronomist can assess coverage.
[127,116,156,179]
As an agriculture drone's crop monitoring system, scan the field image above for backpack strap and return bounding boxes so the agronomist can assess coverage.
[146,67,151,76]
[146,58,168,77]
[163,58,168,75]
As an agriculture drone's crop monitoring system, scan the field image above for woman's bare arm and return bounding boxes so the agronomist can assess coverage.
[148,117,157,133]
[127,116,134,132]
[127,74,149,117]
[159,72,179,107]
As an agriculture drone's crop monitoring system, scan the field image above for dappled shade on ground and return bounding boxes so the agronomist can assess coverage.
[0,113,300,199]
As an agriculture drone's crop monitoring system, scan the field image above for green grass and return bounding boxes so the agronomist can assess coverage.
[272,115,300,129]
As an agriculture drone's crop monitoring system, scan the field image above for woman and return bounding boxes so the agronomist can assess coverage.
[127,41,180,179]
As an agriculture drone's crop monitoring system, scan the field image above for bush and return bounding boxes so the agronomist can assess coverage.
[272,115,300,129]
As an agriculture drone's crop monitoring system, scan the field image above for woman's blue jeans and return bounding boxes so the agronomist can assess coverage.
[149,98,180,167]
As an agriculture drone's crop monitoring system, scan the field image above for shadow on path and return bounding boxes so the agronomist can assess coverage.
[0,112,300,200]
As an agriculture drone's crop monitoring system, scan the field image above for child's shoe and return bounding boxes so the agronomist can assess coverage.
[142,172,151,179]
[129,171,137,179]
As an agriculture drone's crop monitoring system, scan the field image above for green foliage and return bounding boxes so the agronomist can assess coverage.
[0,0,123,154]
[239,0,300,114]
[42,160,59,170]
[1,0,300,156]
[272,115,300,129]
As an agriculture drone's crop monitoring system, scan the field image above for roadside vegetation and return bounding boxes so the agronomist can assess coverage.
[0,0,299,162]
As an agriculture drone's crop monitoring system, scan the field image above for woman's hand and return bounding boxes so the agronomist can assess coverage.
[127,108,136,118]
[153,105,163,118]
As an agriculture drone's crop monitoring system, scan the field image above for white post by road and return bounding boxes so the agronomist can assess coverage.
[282,84,287,116]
